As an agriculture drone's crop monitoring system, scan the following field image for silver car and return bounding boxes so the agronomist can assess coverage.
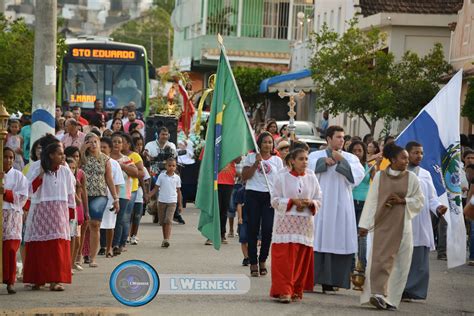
[276,121,326,151]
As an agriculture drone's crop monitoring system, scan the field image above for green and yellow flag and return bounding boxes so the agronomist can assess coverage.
[196,49,255,250]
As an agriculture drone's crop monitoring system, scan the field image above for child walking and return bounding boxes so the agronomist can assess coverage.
[236,185,249,266]
[2,147,28,294]
[6,120,24,171]
[148,157,182,248]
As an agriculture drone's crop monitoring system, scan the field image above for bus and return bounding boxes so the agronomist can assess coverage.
[58,37,155,116]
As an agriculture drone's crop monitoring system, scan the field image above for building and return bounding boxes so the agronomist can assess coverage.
[3,0,153,36]
[263,0,461,139]
[448,0,474,134]
[171,0,315,92]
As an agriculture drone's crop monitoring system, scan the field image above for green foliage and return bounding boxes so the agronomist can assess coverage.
[153,0,175,14]
[0,15,68,114]
[233,66,280,106]
[309,19,452,134]
[0,15,34,113]
[461,79,474,124]
[111,7,172,67]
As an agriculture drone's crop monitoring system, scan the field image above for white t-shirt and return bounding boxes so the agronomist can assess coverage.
[156,172,181,203]
[135,167,151,204]
[145,140,177,158]
[243,153,283,192]
[106,158,125,210]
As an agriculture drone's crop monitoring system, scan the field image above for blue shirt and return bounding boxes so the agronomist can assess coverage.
[20,125,31,161]
[352,163,370,201]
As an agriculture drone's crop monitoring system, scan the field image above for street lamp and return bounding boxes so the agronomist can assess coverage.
[0,101,9,281]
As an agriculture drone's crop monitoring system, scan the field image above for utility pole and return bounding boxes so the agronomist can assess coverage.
[31,0,57,149]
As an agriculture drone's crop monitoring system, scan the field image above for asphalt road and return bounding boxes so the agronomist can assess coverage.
[0,206,473,316]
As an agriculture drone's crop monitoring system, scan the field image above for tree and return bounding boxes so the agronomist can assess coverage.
[461,79,474,124]
[233,66,280,106]
[111,7,172,67]
[0,15,34,113]
[309,20,452,135]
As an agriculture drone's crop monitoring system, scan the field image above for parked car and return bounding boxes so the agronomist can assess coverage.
[276,121,326,151]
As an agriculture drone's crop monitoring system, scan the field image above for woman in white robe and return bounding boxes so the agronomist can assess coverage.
[359,143,424,310]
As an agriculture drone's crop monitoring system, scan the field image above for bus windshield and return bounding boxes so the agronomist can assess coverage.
[64,62,145,110]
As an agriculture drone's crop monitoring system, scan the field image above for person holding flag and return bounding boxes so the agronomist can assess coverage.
[402,141,447,301]
[195,35,256,253]
[395,70,467,269]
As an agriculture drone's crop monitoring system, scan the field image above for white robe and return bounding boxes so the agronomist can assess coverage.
[308,149,365,254]
[271,170,322,247]
[359,168,424,308]
[412,167,441,250]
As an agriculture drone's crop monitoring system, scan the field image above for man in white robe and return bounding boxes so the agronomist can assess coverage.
[308,125,365,293]
[403,142,447,300]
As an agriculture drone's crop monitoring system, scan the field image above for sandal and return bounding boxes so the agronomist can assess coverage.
[106,253,114,258]
[89,262,98,268]
[250,264,259,277]
[259,262,268,276]
[50,283,65,291]
[278,295,291,303]
[113,247,121,256]
[31,284,42,291]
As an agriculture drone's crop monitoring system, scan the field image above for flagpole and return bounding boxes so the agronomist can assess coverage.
[216,34,273,193]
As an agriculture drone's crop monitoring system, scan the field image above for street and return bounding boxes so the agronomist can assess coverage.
[0,206,473,316]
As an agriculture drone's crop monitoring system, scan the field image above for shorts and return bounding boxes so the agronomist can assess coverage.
[238,223,248,244]
[88,196,108,221]
[158,202,176,225]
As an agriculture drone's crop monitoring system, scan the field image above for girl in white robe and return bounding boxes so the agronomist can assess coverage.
[359,143,424,310]
[2,147,28,294]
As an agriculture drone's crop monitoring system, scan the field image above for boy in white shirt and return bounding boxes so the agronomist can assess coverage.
[148,157,182,248]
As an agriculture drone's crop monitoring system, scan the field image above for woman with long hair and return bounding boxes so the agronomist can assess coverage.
[110,118,124,133]
[81,133,119,267]
[242,131,283,277]
[23,143,76,291]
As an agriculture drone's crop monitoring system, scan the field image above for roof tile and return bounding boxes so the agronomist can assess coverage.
[358,0,463,17]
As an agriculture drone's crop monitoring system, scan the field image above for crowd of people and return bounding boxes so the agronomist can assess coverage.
[2,105,473,312]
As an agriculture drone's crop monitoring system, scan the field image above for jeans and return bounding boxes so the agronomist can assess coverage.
[112,193,136,248]
[354,200,367,270]
[132,202,143,227]
[218,184,234,238]
[88,196,108,221]
[470,220,474,260]
[245,190,274,265]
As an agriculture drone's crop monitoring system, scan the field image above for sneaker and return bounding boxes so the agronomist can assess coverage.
[83,256,91,264]
[369,295,387,310]
[205,239,213,246]
[242,258,249,266]
[126,237,131,244]
[98,248,106,256]
[161,240,170,248]
[131,236,138,245]
[73,263,83,271]
[221,237,228,244]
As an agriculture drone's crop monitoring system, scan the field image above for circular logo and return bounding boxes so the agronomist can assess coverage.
[109,260,159,307]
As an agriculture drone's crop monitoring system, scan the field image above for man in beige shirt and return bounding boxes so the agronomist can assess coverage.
[61,118,85,148]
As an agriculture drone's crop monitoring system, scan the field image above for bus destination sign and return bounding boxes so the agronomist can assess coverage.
[71,48,137,60]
